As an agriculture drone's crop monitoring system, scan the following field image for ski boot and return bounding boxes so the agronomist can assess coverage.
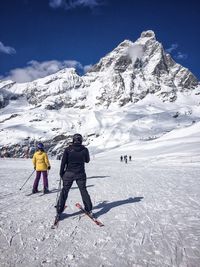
[43,187,49,194]
[32,188,39,194]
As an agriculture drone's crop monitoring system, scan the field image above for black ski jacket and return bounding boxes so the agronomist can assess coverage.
[59,144,90,178]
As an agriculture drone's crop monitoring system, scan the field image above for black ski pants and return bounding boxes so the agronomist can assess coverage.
[56,174,92,214]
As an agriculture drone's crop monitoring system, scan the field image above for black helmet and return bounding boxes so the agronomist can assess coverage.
[37,142,44,149]
[72,133,83,144]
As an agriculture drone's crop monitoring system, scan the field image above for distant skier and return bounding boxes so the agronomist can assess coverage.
[124,155,128,164]
[120,155,123,162]
[129,155,132,161]
[55,133,93,222]
[56,154,61,160]
[32,143,51,194]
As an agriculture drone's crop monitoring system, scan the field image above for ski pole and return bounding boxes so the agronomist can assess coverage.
[19,170,35,190]
[55,176,62,208]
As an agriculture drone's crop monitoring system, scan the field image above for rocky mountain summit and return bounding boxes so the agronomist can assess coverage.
[0,30,199,157]
[1,30,199,110]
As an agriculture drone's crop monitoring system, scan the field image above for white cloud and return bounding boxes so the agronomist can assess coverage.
[49,0,63,8]
[4,59,92,83]
[0,41,16,55]
[83,64,93,73]
[166,43,178,53]
[128,44,144,65]
[166,43,188,60]
[175,52,188,60]
[49,0,102,10]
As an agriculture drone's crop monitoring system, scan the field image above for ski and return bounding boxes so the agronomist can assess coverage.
[39,191,50,197]
[75,203,104,227]
[51,215,60,229]
[26,193,34,196]
[25,190,42,196]
[51,205,67,229]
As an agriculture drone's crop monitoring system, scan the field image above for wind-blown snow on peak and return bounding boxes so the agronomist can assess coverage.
[87,39,134,73]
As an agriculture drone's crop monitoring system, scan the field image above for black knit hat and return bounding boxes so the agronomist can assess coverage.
[72,133,83,144]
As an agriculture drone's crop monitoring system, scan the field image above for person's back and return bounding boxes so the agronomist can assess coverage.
[33,150,49,171]
[32,143,51,194]
[60,143,89,177]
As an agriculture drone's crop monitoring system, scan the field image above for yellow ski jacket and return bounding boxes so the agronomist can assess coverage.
[32,150,51,171]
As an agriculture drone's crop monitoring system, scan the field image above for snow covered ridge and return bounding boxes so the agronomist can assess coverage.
[0,30,200,157]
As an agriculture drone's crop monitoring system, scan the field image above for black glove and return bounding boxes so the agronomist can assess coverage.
[48,166,51,170]
[34,166,36,170]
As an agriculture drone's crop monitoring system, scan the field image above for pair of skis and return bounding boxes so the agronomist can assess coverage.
[75,203,104,227]
[51,203,104,229]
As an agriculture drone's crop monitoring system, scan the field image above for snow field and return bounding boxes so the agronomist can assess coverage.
[0,154,200,267]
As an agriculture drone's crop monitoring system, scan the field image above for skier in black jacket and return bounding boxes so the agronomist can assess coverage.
[56,133,93,219]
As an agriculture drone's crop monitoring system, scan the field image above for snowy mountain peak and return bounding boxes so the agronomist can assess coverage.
[85,30,198,106]
[0,30,199,111]
[140,30,156,39]
[32,67,78,84]
[116,39,134,49]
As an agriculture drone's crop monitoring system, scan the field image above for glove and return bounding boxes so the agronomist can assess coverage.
[34,166,36,170]
[48,166,51,170]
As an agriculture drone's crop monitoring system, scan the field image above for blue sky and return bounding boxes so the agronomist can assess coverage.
[0,0,200,82]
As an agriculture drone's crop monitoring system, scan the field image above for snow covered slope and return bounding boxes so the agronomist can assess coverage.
[0,147,200,266]
[0,30,200,157]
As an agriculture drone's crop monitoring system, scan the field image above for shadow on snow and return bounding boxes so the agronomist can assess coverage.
[59,196,144,221]
[87,175,110,179]
[93,197,144,217]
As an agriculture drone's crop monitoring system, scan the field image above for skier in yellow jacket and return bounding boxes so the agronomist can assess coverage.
[32,143,51,194]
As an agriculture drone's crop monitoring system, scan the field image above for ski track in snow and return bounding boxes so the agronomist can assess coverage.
[0,157,200,267]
